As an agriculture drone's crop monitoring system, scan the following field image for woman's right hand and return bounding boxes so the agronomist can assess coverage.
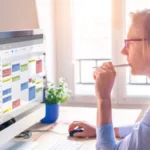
[68,121,96,138]
[68,121,120,138]
[93,62,116,101]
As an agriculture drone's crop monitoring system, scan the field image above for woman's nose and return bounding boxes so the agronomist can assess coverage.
[121,47,128,56]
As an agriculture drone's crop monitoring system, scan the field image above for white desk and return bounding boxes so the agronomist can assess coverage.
[12,106,142,150]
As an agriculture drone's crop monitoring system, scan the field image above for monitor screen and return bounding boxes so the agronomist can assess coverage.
[0,30,45,127]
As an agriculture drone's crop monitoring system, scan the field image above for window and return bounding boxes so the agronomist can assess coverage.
[72,0,111,95]
[56,0,150,105]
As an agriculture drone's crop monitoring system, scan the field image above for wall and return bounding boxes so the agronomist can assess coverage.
[54,0,74,89]
[36,0,56,83]
[0,0,39,30]
[0,0,56,82]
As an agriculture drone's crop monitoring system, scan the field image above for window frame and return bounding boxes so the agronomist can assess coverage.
[56,0,150,106]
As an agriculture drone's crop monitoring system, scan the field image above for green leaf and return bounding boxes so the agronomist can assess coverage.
[45,77,71,104]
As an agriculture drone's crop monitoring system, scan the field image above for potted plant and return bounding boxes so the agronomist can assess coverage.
[41,77,71,124]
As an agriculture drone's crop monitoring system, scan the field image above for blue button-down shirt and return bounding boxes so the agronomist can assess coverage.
[96,108,150,150]
[118,122,139,138]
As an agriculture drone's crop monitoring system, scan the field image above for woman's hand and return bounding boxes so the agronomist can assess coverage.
[93,62,116,101]
[68,121,96,138]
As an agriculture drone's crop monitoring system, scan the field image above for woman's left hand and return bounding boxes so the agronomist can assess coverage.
[93,62,116,101]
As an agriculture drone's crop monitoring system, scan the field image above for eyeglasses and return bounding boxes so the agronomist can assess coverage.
[124,39,147,49]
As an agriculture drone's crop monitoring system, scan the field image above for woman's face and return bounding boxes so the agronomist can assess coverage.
[121,24,150,76]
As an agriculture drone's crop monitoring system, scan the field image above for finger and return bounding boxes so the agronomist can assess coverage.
[94,65,116,78]
[102,62,110,67]
[108,62,115,71]
[103,62,115,70]
[107,62,115,72]
[68,123,78,132]
[93,72,96,80]
[94,65,108,72]
[100,66,115,74]
[93,67,104,79]
[68,122,84,132]
[73,132,86,137]
[94,68,105,80]
[68,123,77,132]
[102,62,116,73]
[101,65,109,70]
[95,67,108,74]
[95,67,105,72]
[95,68,116,78]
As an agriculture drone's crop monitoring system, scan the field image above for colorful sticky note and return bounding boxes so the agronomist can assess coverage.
[36,60,42,74]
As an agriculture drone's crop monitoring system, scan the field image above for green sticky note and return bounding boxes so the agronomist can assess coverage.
[21,64,28,72]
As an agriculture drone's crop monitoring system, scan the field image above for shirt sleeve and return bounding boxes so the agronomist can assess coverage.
[96,108,150,150]
[96,124,121,150]
[118,123,139,138]
[141,107,150,125]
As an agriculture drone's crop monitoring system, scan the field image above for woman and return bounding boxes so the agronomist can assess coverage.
[69,9,150,149]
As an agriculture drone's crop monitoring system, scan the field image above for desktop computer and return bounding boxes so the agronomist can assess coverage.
[0,30,86,150]
[0,30,46,146]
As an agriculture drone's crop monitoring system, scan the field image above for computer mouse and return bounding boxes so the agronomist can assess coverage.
[69,128,84,137]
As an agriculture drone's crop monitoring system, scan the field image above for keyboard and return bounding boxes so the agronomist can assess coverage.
[48,140,83,150]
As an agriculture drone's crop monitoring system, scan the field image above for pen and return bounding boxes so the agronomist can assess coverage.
[93,64,129,69]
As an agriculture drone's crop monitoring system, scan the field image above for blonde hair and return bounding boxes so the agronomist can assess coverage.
[130,9,150,40]
[130,9,150,68]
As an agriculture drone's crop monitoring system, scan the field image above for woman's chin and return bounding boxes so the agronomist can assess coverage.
[131,68,139,75]
[131,70,137,75]
[131,68,146,76]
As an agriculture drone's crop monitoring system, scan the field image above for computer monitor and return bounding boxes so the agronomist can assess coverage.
[0,30,45,146]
